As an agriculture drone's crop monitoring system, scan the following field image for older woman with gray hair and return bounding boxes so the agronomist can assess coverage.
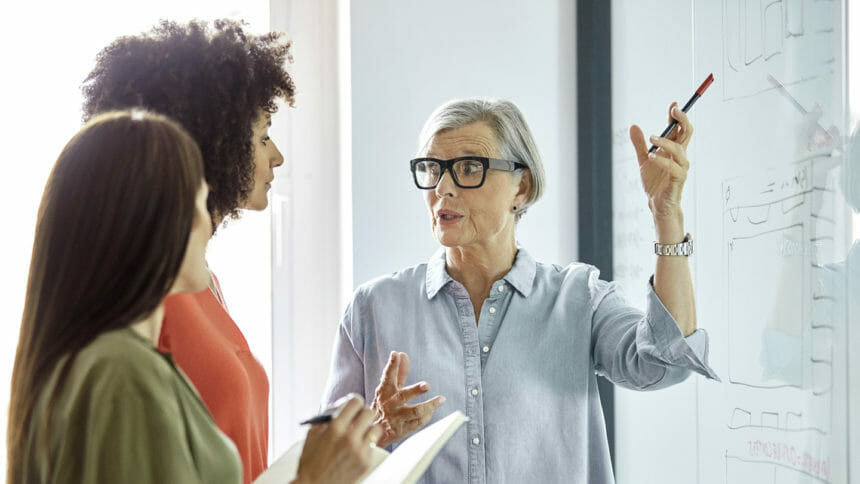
[323,98,718,483]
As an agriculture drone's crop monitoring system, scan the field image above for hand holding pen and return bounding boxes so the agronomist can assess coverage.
[295,395,382,484]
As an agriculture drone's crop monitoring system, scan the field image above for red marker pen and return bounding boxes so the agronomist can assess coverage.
[648,73,714,153]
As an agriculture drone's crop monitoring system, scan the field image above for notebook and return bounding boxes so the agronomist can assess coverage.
[254,410,466,484]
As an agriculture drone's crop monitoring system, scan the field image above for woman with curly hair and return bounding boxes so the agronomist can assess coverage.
[80,20,379,484]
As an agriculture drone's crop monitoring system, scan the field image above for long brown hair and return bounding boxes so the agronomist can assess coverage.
[7,110,204,482]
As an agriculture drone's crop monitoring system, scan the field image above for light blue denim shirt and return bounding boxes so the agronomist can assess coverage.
[323,247,718,483]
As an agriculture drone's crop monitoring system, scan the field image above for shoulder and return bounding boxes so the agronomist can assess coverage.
[163,290,220,320]
[339,263,429,337]
[352,263,429,304]
[71,330,179,402]
[534,259,601,288]
[160,289,227,351]
[532,258,616,307]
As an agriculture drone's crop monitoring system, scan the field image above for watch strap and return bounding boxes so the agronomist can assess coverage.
[654,233,694,256]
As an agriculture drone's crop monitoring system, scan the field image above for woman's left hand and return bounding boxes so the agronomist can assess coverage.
[629,102,693,221]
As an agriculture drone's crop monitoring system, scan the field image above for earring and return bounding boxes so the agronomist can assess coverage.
[512,205,518,212]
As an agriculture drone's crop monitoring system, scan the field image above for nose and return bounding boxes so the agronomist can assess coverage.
[271,140,285,168]
[434,169,457,197]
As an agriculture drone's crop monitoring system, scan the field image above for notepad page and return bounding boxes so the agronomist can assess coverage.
[363,411,467,484]
[254,439,389,484]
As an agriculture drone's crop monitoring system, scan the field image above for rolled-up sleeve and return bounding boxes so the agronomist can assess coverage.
[590,271,720,390]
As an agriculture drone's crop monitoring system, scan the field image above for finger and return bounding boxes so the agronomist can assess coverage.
[401,395,446,421]
[349,406,376,435]
[628,124,649,165]
[398,403,442,433]
[378,351,400,393]
[392,381,431,405]
[647,135,688,170]
[396,352,410,388]
[645,152,686,180]
[331,396,364,431]
[365,423,384,445]
[329,392,364,415]
[305,421,325,439]
[669,105,694,147]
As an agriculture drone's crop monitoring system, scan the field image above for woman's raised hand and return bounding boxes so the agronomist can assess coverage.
[294,396,382,484]
[372,351,446,448]
[629,102,693,222]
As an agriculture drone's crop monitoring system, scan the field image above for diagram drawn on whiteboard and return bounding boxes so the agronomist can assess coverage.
[720,154,842,483]
[722,0,837,100]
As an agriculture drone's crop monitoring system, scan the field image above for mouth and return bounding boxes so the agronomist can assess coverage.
[436,209,463,225]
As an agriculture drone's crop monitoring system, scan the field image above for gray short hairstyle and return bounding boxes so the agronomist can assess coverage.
[416,98,546,221]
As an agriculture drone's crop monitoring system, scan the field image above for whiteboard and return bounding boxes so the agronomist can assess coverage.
[611,1,853,483]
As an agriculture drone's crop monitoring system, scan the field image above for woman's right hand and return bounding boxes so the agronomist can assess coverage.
[372,352,446,448]
[293,396,383,484]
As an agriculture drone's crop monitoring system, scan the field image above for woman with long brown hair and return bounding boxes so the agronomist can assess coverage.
[7,110,380,483]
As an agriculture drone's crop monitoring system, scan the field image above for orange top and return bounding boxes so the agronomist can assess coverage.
[159,276,269,484]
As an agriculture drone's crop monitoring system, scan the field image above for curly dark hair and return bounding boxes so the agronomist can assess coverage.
[82,19,295,223]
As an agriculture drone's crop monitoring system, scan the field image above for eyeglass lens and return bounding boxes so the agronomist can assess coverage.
[414,159,485,188]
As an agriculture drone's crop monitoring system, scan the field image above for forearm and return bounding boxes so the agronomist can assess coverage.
[653,212,696,336]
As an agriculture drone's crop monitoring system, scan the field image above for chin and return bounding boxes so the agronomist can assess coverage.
[434,230,462,248]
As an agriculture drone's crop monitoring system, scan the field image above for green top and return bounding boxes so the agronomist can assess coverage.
[23,328,242,483]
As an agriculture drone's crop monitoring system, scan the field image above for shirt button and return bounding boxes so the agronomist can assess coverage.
[482,346,490,353]
[472,437,480,445]
[498,285,505,292]
[489,307,496,314]
[471,388,478,396]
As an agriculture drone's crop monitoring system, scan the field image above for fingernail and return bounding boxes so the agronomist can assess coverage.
[649,135,657,142]
[648,152,656,160]
[438,396,447,405]
[419,382,429,390]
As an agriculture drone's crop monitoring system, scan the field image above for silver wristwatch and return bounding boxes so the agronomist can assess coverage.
[654,233,694,256]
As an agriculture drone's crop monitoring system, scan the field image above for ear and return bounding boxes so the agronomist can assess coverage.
[513,169,533,208]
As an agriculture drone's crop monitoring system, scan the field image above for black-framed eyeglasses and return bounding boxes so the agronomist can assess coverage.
[409,157,527,189]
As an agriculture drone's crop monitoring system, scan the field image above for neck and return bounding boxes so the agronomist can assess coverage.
[212,214,225,231]
[445,237,518,297]
[129,304,165,346]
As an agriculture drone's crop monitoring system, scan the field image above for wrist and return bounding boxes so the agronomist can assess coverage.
[653,212,685,243]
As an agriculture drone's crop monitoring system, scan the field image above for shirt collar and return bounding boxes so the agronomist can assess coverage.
[504,246,537,297]
[424,245,537,299]
[425,247,453,299]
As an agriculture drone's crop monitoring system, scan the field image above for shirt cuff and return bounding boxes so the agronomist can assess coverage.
[645,275,721,381]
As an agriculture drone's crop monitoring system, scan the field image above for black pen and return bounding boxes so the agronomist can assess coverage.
[648,73,714,153]
[300,413,333,425]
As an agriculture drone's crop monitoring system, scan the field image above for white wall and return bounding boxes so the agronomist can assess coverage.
[268,0,353,456]
[349,0,578,285]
